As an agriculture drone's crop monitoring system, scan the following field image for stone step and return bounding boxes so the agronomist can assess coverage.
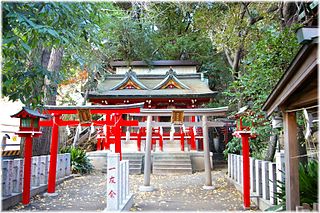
[130,168,142,174]
[130,164,142,169]
[153,156,191,161]
[153,167,192,175]
[153,160,191,165]
[153,163,192,169]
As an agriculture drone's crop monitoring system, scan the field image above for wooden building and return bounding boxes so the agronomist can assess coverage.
[87,60,221,152]
[262,27,318,210]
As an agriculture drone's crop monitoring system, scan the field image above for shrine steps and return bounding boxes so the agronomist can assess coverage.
[152,153,193,175]
[122,153,144,175]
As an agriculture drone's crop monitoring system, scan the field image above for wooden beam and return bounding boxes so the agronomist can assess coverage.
[282,110,300,210]
[137,121,225,128]
[130,107,228,117]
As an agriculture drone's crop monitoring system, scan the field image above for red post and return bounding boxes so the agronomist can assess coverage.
[180,129,185,151]
[47,116,59,193]
[105,126,111,150]
[159,133,163,151]
[22,136,33,204]
[114,117,122,160]
[96,138,101,150]
[241,133,251,209]
[190,127,196,150]
[137,130,141,151]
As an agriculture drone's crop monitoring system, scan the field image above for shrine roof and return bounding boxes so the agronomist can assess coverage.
[110,60,199,67]
[11,107,48,119]
[88,73,216,99]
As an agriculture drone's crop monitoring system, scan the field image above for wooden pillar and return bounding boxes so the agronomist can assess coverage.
[139,115,154,191]
[202,115,214,189]
[283,111,299,210]
[22,136,33,204]
[47,115,59,194]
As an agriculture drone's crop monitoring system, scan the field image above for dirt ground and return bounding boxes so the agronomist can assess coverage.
[7,168,250,212]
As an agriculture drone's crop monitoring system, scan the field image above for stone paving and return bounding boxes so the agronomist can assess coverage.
[7,167,250,212]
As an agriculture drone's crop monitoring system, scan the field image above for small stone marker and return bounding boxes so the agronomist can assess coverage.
[106,153,120,210]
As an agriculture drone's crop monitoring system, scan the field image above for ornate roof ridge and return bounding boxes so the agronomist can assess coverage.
[110,69,149,90]
[152,68,190,90]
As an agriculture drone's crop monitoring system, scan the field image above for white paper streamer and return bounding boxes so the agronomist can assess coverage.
[103,124,107,136]
[90,123,95,134]
[182,124,186,133]
[170,124,175,142]
[193,126,196,134]
[72,124,81,147]
[170,130,174,142]
[66,125,71,136]
[159,126,163,135]
[126,130,130,142]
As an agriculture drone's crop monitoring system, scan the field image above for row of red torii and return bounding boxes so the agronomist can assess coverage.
[15,102,228,204]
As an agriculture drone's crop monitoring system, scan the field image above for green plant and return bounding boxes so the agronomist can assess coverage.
[266,172,286,211]
[223,137,241,158]
[299,160,318,205]
[60,146,93,174]
[266,160,318,211]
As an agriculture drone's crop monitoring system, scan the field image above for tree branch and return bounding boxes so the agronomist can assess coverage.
[223,47,234,68]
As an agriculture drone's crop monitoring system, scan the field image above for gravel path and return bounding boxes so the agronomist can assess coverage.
[7,168,247,212]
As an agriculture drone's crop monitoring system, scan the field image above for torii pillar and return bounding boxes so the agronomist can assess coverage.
[202,115,214,189]
[139,115,154,192]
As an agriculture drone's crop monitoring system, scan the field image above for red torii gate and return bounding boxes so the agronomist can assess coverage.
[39,103,144,194]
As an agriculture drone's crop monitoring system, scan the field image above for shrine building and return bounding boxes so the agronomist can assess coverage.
[87,60,221,153]
[88,60,216,108]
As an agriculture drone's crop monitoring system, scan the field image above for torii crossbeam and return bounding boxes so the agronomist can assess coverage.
[39,103,144,194]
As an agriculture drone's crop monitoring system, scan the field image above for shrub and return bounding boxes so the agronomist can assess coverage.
[60,146,93,174]
[299,159,318,205]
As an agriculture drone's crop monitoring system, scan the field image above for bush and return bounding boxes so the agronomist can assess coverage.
[266,160,318,211]
[299,159,318,205]
[60,146,93,174]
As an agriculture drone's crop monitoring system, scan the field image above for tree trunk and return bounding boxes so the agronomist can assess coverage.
[32,47,64,156]
[264,134,278,161]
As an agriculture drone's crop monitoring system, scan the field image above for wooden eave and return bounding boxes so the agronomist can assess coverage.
[262,42,318,117]
[11,107,48,119]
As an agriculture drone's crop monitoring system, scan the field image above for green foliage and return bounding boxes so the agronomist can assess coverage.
[60,146,93,174]
[2,2,119,107]
[266,160,318,211]
[223,137,241,157]
[266,178,286,211]
[223,25,301,159]
[299,160,318,205]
